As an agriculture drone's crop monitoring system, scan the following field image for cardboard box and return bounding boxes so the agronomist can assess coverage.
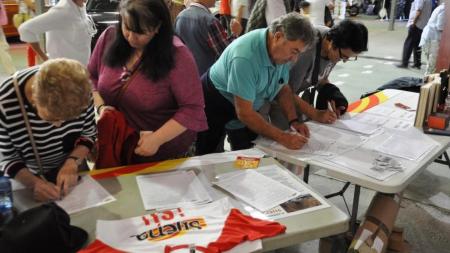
[348,193,402,253]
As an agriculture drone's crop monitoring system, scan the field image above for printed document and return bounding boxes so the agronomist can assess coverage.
[254,122,366,158]
[329,116,381,135]
[253,165,329,219]
[136,170,212,210]
[56,175,116,214]
[214,169,300,212]
[375,130,438,160]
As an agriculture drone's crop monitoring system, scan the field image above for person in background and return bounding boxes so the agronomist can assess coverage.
[0,58,96,202]
[89,0,207,163]
[166,0,185,24]
[299,1,311,15]
[16,0,37,66]
[0,0,16,75]
[245,0,290,32]
[195,13,315,155]
[231,0,250,34]
[308,0,326,25]
[265,20,368,130]
[419,1,445,75]
[175,0,242,75]
[219,0,232,35]
[18,0,96,65]
[397,0,432,69]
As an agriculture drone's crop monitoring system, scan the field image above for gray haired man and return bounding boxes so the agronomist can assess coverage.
[195,13,316,155]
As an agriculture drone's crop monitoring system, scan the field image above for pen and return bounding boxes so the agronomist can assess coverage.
[327,101,335,113]
[290,125,300,135]
[59,182,64,201]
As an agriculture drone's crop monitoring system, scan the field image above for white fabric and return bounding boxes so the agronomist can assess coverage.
[232,0,250,19]
[0,27,16,75]
[419,3,445,75]
[265,0,287,25]
[407,0,432,29]
[18,0,95,65]
[419,3,445,46]
[308,0,326,25]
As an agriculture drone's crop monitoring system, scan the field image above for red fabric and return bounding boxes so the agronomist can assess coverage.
[27,46,36,66]
[207,209,286,252]
[96,110,139,169]
[78,239,124,253]
[219,0,231,15]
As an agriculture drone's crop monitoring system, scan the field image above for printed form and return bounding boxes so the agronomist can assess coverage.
[136,170,212,210]
[214,169,300,212]
[56,175,116,214]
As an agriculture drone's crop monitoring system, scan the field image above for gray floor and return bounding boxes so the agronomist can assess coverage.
[1,14,449,253]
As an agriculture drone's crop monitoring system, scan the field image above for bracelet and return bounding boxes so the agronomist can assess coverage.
[96,104,105,114]
[67,155,83,166]
[288,118,299,126]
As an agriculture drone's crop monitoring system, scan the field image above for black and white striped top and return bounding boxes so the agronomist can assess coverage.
[0,67,96,178]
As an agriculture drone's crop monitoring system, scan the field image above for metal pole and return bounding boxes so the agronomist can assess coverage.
[389,0,398,30]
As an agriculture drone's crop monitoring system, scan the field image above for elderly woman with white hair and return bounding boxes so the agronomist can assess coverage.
[0,58,96,202]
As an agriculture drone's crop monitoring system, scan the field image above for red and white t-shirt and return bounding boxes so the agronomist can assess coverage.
[79,198,286,253]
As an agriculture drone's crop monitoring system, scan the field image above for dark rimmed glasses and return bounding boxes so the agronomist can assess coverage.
[338,48,358,62]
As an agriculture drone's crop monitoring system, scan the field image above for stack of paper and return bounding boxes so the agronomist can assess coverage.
[136,170,212,210]
[56,175,116,214]
[214,169,300,212]
[329,117,381,135]
[374,131,438,160]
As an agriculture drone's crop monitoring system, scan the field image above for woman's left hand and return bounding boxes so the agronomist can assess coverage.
[56,159,79,197]
[134,131,161,157]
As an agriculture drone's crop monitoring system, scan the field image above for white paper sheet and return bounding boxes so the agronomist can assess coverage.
[329,148,400,181]
[136,170,212,210]
[56,175,116,214]
[374,128,439,160]
[329,117,381,135]
[254,122,366,158]
[249,165,329,219]
[214,170,300,212]
[175,149,266,168]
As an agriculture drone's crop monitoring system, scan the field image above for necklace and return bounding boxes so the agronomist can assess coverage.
[120,51,143,82]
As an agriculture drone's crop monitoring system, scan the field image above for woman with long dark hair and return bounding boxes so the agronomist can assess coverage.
[89,0,207,164]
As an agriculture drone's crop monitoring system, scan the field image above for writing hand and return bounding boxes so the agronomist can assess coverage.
[56,159,79,197]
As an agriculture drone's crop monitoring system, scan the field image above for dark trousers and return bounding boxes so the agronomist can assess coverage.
[220,14,232,35]
[401,25,423,67]
[195,71,257,155]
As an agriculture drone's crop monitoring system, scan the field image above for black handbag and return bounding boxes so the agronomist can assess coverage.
[0,203,87,253]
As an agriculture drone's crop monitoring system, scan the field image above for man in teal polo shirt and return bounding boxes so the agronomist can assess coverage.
[196,12,316,155]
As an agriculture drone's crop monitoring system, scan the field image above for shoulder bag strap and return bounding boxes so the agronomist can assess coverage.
[306,32,323,105]
[115,68,141,103]
[12,71,45,178]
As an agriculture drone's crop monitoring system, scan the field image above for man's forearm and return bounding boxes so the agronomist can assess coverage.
[276,85,298,122]
[293,95,317,119]
[413,10,422,25]
[237,109,284,141]
[29,42,48,61]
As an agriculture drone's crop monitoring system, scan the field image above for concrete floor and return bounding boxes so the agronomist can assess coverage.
[1,14,449,253]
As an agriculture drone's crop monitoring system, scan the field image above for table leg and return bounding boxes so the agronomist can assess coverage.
[350,185,361,235]
[303,164,310,183]
[434,151,450,170]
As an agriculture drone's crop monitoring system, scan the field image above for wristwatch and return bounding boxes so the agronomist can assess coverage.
[67,156,84,166]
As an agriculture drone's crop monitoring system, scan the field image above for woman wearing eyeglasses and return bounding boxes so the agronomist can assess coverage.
[0,58,96,202]
[89,0,207,165]
[261,19,368,130]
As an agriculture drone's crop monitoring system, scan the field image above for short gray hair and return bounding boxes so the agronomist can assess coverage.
[269,12,315,48]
